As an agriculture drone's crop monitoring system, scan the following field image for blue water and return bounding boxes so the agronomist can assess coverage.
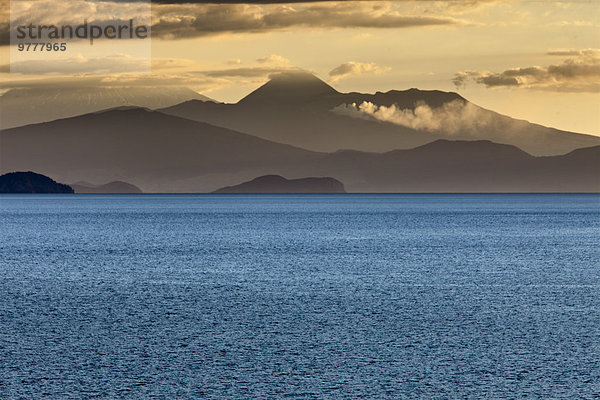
[1,194,599,399]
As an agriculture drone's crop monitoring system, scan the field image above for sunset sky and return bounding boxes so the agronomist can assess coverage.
[2,0,599,135]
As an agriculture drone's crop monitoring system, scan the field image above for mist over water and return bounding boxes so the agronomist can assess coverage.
[1,194,599,398]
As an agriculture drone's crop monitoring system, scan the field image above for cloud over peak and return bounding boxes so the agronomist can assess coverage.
[329,61,390,83]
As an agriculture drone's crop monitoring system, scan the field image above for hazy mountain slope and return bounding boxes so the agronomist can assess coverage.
[318,140,533,192]
[71,181,143,194]
[0,108,325,192]
[213,175,346,193]
[0,86,214,130]
[162,101,437,153]
[531,146,600,192]
[309,140,598,192]
[159,72,600,156]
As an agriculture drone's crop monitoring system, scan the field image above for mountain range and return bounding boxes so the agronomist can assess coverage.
[0,108,322,192]
[1,107,598,192]
[159,72,600,157]
[1,72,598,192]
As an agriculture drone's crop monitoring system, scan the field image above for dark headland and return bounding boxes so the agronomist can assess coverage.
[0,171,73,193]
[213,175,346,194]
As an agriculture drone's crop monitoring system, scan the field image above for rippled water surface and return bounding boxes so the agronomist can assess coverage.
[1,194,599,399]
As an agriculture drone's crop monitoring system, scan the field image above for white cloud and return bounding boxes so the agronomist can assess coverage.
[328,61,390,83]
[333,100,494,134]
[256,54,292,66]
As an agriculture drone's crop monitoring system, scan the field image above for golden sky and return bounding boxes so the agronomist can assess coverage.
[2,0,599,135]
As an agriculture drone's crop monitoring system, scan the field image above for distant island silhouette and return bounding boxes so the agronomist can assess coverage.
[213,175,346,193]
[0,171,73,193]
[71,181,143,194]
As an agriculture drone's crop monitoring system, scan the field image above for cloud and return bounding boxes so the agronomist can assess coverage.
[150,0,494,6]
[417,0,502,16]
[546,48,600,57]
[202,66,302,78]
[151,57,199,70]
[0,54,302,92]
[150,2,458,40]
[0,23,7,45]
[256,54,291,65]
[201,54,298,77]
[2,56,199,76]
[328,61,390,83]
[8,0,152,28]
[8,54,150,75]
[0,1,462,45]
[0,73,223,88]
[453,50,600,92]
[152,0,354,3]
[332,100,494,134]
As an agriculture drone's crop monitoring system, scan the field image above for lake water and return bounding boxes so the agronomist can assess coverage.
[1,194,599,399]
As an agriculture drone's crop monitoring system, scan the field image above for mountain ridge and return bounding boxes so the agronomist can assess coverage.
[1,109,597,193]
[213,175,346,194]
[71,181,143,194]
[0,86,214,130]
[159,72,600,156]
[0,107,325,192]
